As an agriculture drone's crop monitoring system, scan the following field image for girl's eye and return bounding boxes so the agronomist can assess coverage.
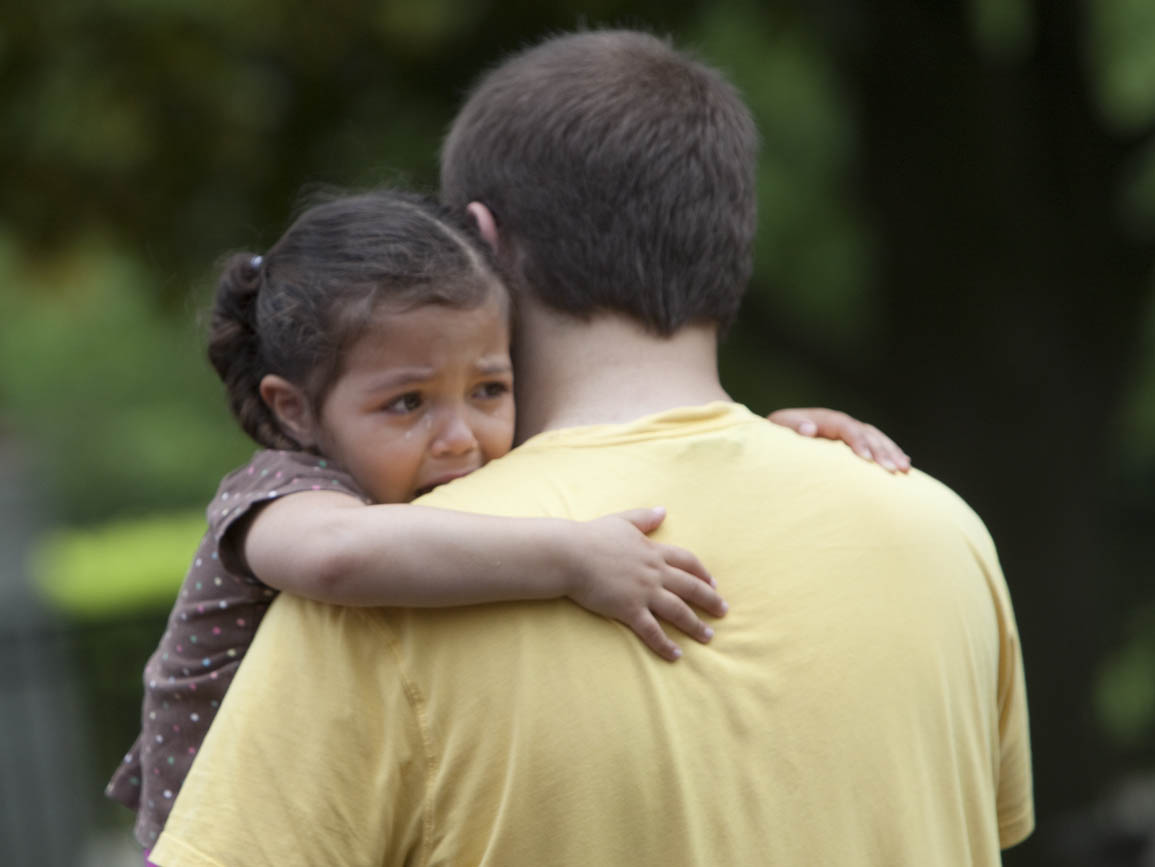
[474,381,510,400]
[385,393,422,413]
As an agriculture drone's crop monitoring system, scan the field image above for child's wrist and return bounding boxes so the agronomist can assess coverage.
[554,519,594,601]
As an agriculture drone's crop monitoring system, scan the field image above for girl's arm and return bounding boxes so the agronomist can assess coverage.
[243,494,724,661]
[768,407,911,472]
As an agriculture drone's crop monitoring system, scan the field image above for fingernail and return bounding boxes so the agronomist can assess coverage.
[800,421,817,436]
[672,647,683,659]
[652,506,667,517]
[881,459,896,470]
[703,627,714,640]
[719,600,729,613]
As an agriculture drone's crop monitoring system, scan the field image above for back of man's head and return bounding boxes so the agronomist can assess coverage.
[440,29,759,336]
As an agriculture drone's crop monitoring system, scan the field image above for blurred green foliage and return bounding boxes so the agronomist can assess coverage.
[0,231,252,522]
[1096,606,1155,747]
[33,510,204,617]
[698,2,877,353]
[1092,0,1155,130]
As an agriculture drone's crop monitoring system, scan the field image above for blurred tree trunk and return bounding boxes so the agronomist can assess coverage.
[751,1,1155,858]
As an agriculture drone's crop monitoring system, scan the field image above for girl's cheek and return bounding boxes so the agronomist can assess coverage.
[397,413,431,442]
[495,422,517,458]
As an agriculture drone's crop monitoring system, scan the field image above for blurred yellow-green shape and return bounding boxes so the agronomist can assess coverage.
[32,511,204,618]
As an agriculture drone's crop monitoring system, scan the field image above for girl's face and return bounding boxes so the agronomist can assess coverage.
[314,289,515,503]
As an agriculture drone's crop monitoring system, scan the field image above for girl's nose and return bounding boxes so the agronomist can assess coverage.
[431,410,480,457]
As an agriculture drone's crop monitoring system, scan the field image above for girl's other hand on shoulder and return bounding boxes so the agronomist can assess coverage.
[767,407,911,473]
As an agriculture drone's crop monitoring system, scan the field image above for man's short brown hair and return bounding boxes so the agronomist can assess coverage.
[440,29,758,335]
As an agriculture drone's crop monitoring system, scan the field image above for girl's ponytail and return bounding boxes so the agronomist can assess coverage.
[206,253,298,450]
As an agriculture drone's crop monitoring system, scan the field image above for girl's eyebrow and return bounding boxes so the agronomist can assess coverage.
[474,356,513,375]
[359,357,511,393]
[360,367,437,392]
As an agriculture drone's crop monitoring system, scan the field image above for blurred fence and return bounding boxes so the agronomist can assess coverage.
[0,443,89,863]
[0,442,166,865]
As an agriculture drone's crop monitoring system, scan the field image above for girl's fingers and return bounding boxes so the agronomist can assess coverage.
[769,408,912,472]
[881,432,911,471]
[849,433,874,461]
[836,417,903,469]
[802,409,874,461]
[627,610,683,661]
[661,567,728,617]
[864,427,895,471]
[657,544,714,587]
[651,591,715,645]
[795,409,853,444]
[608,506,667,535]
[767,408,819,436]
[865,425,910,473]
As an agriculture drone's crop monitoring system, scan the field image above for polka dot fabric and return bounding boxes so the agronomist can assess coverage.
[105,450,369,848]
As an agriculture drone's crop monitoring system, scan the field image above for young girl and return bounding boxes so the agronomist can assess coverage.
[106,188,909,851]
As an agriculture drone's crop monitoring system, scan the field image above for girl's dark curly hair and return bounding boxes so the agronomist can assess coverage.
[206,189,501,450]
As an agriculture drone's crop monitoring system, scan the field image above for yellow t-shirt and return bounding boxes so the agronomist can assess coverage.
[152,402,1033,866]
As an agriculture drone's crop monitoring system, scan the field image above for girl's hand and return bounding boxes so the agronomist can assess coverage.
[768,407,911,473]
[565,507,726,662]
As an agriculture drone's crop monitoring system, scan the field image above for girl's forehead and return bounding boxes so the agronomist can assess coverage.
[347,294,511,366]
[370,284,508,334]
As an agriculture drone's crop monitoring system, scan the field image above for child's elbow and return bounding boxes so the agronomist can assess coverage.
[292,523,366,603]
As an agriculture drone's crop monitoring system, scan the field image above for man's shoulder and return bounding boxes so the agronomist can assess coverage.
[416,406,996,558]
[754,429,1001,569]
[412,402,767,514]
[822,452,999,559]
[890,467,999,561]
[253,587,389,650]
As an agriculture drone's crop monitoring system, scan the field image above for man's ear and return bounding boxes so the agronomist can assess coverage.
[466,202,500,254]
[259,374,318,448]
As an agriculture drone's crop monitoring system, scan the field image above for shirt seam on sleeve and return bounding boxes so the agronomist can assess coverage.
[998,803,1035,847]
[369,612,438,867]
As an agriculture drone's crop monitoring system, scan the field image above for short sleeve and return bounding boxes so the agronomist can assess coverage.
[995,599,1034,847]
[207,450,370,575]
[148,596,428,867]
[951,498,1034,847]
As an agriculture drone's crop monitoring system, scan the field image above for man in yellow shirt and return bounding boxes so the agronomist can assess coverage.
[152,29,1032,865]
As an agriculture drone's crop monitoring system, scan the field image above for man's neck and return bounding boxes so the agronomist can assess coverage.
[512,304,731,443]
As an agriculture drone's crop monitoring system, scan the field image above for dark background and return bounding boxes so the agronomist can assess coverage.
[2,1,1153,864]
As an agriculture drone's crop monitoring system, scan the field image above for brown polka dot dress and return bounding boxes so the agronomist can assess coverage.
[105,450,369,848]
